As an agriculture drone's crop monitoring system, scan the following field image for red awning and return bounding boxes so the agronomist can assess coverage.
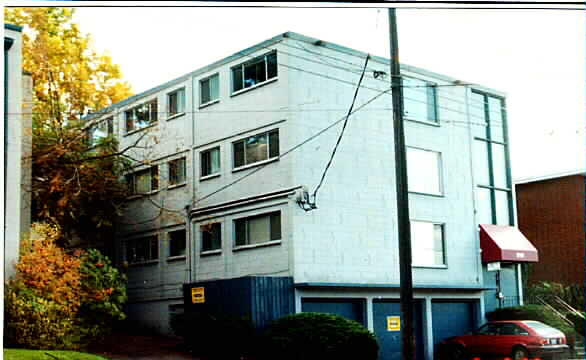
[479,224,539,263]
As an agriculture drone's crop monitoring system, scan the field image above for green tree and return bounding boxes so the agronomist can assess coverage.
[4,8,135,246]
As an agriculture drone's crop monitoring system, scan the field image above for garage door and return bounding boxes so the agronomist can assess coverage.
[431,301,478,355]
[373,300,424,360]
[301,298,366,325]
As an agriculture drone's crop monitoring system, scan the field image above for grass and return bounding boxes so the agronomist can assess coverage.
[4,349,110,360]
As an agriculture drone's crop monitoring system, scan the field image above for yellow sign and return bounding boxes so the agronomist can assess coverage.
[191,287,205,304]
[387,316,400,331]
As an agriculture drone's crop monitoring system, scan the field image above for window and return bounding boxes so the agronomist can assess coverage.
[201,223,221,252]
[168,229,186,258]
[233,129,279,168]
[472,90,512,226]
[126,166,159,195]
[89,117,113,145]
[200,74,219,105]
[168,158,186,186]
[201,147,221,177]
[232,52,277,93]
[410,221,445,266]
[167,88,185,117]
[403,77,437,123]
[234,211,281,247]
[125,235,158,264]
[125,99,158,133]
[406,147,442,195]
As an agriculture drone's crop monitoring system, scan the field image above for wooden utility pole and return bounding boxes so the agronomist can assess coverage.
[388,8,416,360]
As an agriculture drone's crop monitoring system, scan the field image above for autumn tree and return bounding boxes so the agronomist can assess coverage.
[4,8,135,246]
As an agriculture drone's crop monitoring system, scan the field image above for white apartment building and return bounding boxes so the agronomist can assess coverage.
[85,32,537,360]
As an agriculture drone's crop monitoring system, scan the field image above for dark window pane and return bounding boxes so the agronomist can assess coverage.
[270,212,281,240]
[168,92,177,116]
[269,130,279,158]
[234,219,246,246]
[150,100,158,123]
[169,230,186,257]
[202,223,221,252]
[125,174,134,194]
[255,60,266,83]
[244,61,258,88]
[267,52,277,79]
[234,141,245,168]
[201,79,210,104]
[201,151,211,176]
[150,236,159,260]
[151,166,159,191]
[232,67,243,92]
[125,111,134,132]
[107,117,113,136]
[245,134,268,164]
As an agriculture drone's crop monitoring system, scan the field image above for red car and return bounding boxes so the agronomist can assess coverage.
[438,320,569,360]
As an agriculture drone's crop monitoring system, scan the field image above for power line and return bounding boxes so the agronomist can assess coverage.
[193,85,393,206]
[310,54,370,209]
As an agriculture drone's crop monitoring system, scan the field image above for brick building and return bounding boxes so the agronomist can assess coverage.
[515,170,585,286]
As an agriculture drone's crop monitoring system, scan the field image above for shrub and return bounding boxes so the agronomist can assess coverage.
[566,312,585,336]
[4,223,128,350]
[4,223,84,349]
[526,281,585,311]
[170,312,255,360]
[260,312,379,360]
[78,248,128,343]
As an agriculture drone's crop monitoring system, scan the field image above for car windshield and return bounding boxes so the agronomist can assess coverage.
[522,321,562,337]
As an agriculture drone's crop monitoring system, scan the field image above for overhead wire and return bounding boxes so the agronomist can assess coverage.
[310,54,370,208]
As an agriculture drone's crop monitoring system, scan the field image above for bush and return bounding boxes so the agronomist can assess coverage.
[78,248,128,343]
[260,312,379,360]
[526,281,585,310]
[487,305,578,344]
[4,223,127,350]
[567,312,585,336]
[170,311,255,360]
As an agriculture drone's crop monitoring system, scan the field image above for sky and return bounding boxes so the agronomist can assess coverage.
[21,3,585,180]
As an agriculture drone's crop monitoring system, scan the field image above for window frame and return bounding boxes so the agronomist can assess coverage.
[199,73,220,107]
[126,165,159,196]
[200,222,222,254]
[88,116,114,145]
[125,235,159,265]
[231,51,278,95]
[167,229,186,259]
[200,147,221,179]
[124,99,158,134]
[410,220,447,268]
[233,211,282,250]
[406,146,444,196]
[402,76,438,124]
[472,89,513,226]
[168,157,187,187]
[167,87,186,119]
[232,129,279,170]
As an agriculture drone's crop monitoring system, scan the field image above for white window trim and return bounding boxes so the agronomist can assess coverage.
[124,98,159,134]
[168,157,187,188]
[200,146,221,179]
[126,165,160,197]
[167,87,186,120]
[410,220,447,268]
[232,129,279,170]
[406,146,444,196]
[402,76,439,124]
[199,73,220,107]
[230,51,278,96]
[232,211,282,249]
[200,222,222,253]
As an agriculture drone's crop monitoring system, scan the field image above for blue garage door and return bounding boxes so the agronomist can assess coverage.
[373,300,424,360]
[431,301,477,356]
[301,298,366,325]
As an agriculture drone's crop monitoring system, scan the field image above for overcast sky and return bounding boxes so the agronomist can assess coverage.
[48,4,586,179]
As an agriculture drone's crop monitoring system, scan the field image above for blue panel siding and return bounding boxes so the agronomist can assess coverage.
[373,301,425,360]
[431,301,477,356]
[183,276,294,329]
[301,298,366,325]
[483,264,520,315]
